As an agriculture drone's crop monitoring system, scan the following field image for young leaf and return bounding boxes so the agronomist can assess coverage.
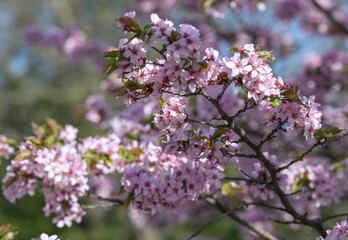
[124,192,134,208]
[117,16,142,34]
[269,96,280,107]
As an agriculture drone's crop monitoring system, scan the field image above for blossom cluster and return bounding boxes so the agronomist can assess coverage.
[297,49,348,103]
[32,233,60,240]
[24,24,108,63]
[317,220,348,240]
[0,135,14,162]
[1,118,231,224]
[85,95,110,126]
[2,124,89,228]
[275,0,348,35]
[239,152,286,201]
[270,95,322,138]
[153,96,191,139]
[106,12,322,140]
[283,157,340,216]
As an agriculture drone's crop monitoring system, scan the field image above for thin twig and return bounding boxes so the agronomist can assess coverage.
[223,177,266,185]
[270,218,301,225]
[243,201,287,212]
[216,81,232,102]
[278,132,348,172]
[161,89,202,97]
[187,118,229,128]
[222,150,258,159]
[320,213,348,223]
[285,189,302,196]
[230,101,257,122]
[86,193,124,205]
[203,197,281,240]
[259,120,285,147]
[186,208,237,240]
[82,202,116,209]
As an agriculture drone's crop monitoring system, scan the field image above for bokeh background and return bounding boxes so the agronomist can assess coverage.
[1,0,348,239]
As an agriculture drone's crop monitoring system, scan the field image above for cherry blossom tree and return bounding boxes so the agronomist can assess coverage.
[2,1,348,239]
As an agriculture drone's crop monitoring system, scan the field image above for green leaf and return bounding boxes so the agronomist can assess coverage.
[82,150,99,161]
[281,84,307,107]
[117,16,142,34]
[46,118,62,135]
[115,85,129,99]
[103,64,118,78]
[269,96,280,107]
[221,183,243,205]
[98,50,120,59]
[327,127,344,135]
[212,128,228,141]
[143,23,154,32]
[82,150,100,173]
[3,139,16,146]
[0,224,18,240]
[228,47,240,52]
[25,136,42,147]
[103,57,117,74]
[197,61,209,72]
[242,52,249,58]
[124,192,134,208]
[15,150,32,162]
[203,0,216,7]
[157,97,166,109]
[102,153,113,165]
[124,80,143,91]
[169,30,180,42]
[44,135,56,146]
[128,147,144,156]
[291,176,310,192]
[314,127,344,140]
[282,85,299,99]
[260,50,276,61]
[118,146,126,159]
[3,176,18,189]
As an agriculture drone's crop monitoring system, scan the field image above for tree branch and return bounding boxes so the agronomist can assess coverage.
[201,90,327,236]
[278,139,324,171]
